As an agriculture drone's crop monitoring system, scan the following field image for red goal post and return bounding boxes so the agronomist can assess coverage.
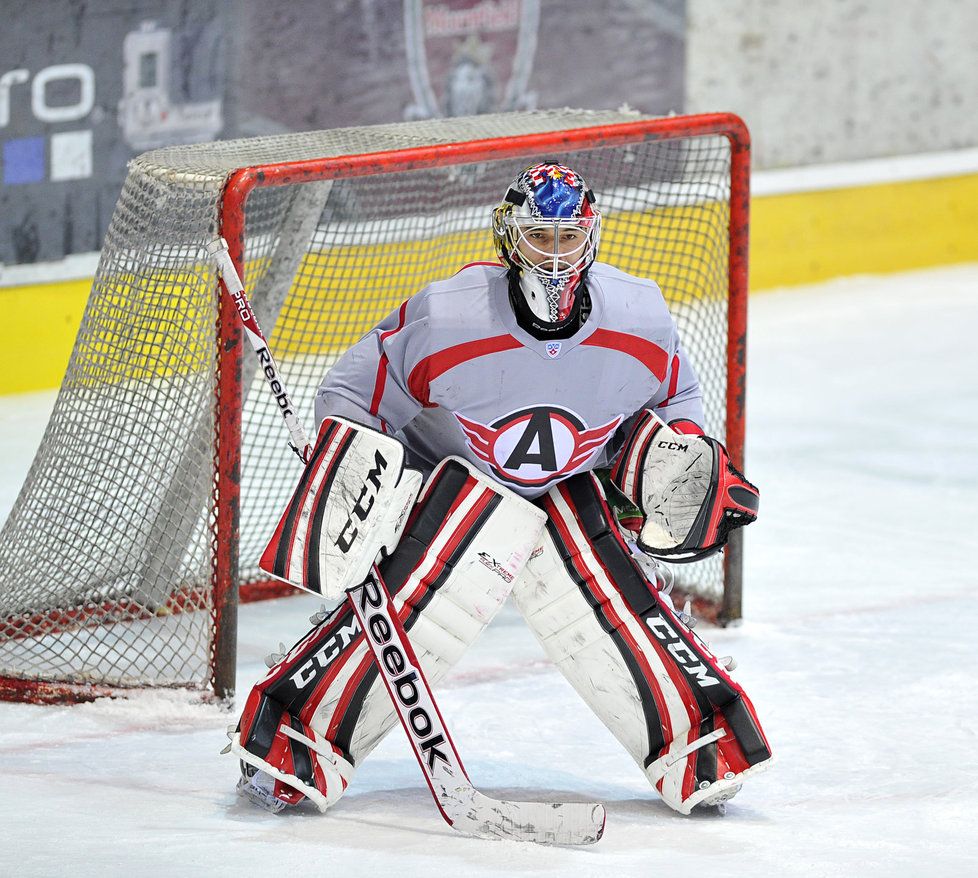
[0,110,750,703]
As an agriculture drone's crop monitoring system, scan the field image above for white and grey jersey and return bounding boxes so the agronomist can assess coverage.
[315,262,704,498]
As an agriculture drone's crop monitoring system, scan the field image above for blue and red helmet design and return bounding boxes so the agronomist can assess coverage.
[518,162,595,220]
[491,162,600,268]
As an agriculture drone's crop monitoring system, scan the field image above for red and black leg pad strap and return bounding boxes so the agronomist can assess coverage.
[234,686,353,810]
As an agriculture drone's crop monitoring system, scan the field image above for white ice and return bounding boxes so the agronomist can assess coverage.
[1,264,976,876]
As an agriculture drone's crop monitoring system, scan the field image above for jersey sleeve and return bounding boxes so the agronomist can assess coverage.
[314,298,426,434]
[646,340,705,429]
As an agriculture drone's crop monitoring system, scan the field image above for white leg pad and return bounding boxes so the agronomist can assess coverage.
[236,456,547,810]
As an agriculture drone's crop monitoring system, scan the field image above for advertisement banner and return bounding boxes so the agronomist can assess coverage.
[0,1,225,265]
[0,0,684,267]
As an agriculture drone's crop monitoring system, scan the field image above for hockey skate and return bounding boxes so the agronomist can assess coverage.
[237,762,296,814]
[693,782,742,816]
[228,688,355,814]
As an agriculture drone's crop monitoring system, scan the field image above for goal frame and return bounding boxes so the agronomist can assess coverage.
[210,112,752,699]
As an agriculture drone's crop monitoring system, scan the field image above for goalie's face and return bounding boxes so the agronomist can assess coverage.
[511,220,595,277]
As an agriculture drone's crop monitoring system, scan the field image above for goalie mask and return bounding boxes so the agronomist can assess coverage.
[492,162,601,324]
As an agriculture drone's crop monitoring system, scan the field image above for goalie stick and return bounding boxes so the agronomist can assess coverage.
[209,237,606,845]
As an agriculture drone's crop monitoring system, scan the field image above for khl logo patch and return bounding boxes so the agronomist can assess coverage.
[546,341,561,358]
[454,405,623,488]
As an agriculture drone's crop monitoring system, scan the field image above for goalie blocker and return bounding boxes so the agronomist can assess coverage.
[258,416,424,599]
[610,410,759,562]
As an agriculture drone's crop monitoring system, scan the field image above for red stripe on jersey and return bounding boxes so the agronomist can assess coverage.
[370,301,409,417]
[666,353,680,400]
[408,335,523,407]
[581,329,669,381]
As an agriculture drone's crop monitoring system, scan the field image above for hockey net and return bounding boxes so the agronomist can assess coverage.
[0,109,749,702]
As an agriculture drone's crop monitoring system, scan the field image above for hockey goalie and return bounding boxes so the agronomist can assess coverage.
[229,162,772,819]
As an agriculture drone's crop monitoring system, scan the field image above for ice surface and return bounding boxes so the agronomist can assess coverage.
[1,264,977,876]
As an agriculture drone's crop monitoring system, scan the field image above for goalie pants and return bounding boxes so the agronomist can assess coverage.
[236,467,771,814]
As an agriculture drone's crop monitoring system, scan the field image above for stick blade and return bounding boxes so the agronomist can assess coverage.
[446,788,606,846]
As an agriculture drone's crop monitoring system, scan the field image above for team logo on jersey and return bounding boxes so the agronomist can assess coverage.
[545,342,561,358]
[454,405,623,488]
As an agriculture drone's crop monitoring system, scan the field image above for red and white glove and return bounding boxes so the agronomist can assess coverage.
[611,411,759,562]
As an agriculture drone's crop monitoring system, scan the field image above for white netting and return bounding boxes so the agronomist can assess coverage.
[0,109,739,697]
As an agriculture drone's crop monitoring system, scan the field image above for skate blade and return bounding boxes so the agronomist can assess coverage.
[236,774,290,814]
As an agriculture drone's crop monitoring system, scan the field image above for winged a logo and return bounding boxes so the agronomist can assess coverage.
[454,405,622,488]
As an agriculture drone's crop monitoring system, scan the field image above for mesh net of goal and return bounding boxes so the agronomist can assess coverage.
[0,109,740,697]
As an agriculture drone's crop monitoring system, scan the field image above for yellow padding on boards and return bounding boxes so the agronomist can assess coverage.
[289,204,728,352]
[3,173,976,395]
[1,278,90,394]
[751,173,978,290]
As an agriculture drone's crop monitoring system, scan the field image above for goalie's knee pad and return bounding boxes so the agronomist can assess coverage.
[233,456,546,811]
[513,472,773,815]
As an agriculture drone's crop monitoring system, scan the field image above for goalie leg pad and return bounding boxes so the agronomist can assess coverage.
[513,472,772,815]
[234,457,547,811]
